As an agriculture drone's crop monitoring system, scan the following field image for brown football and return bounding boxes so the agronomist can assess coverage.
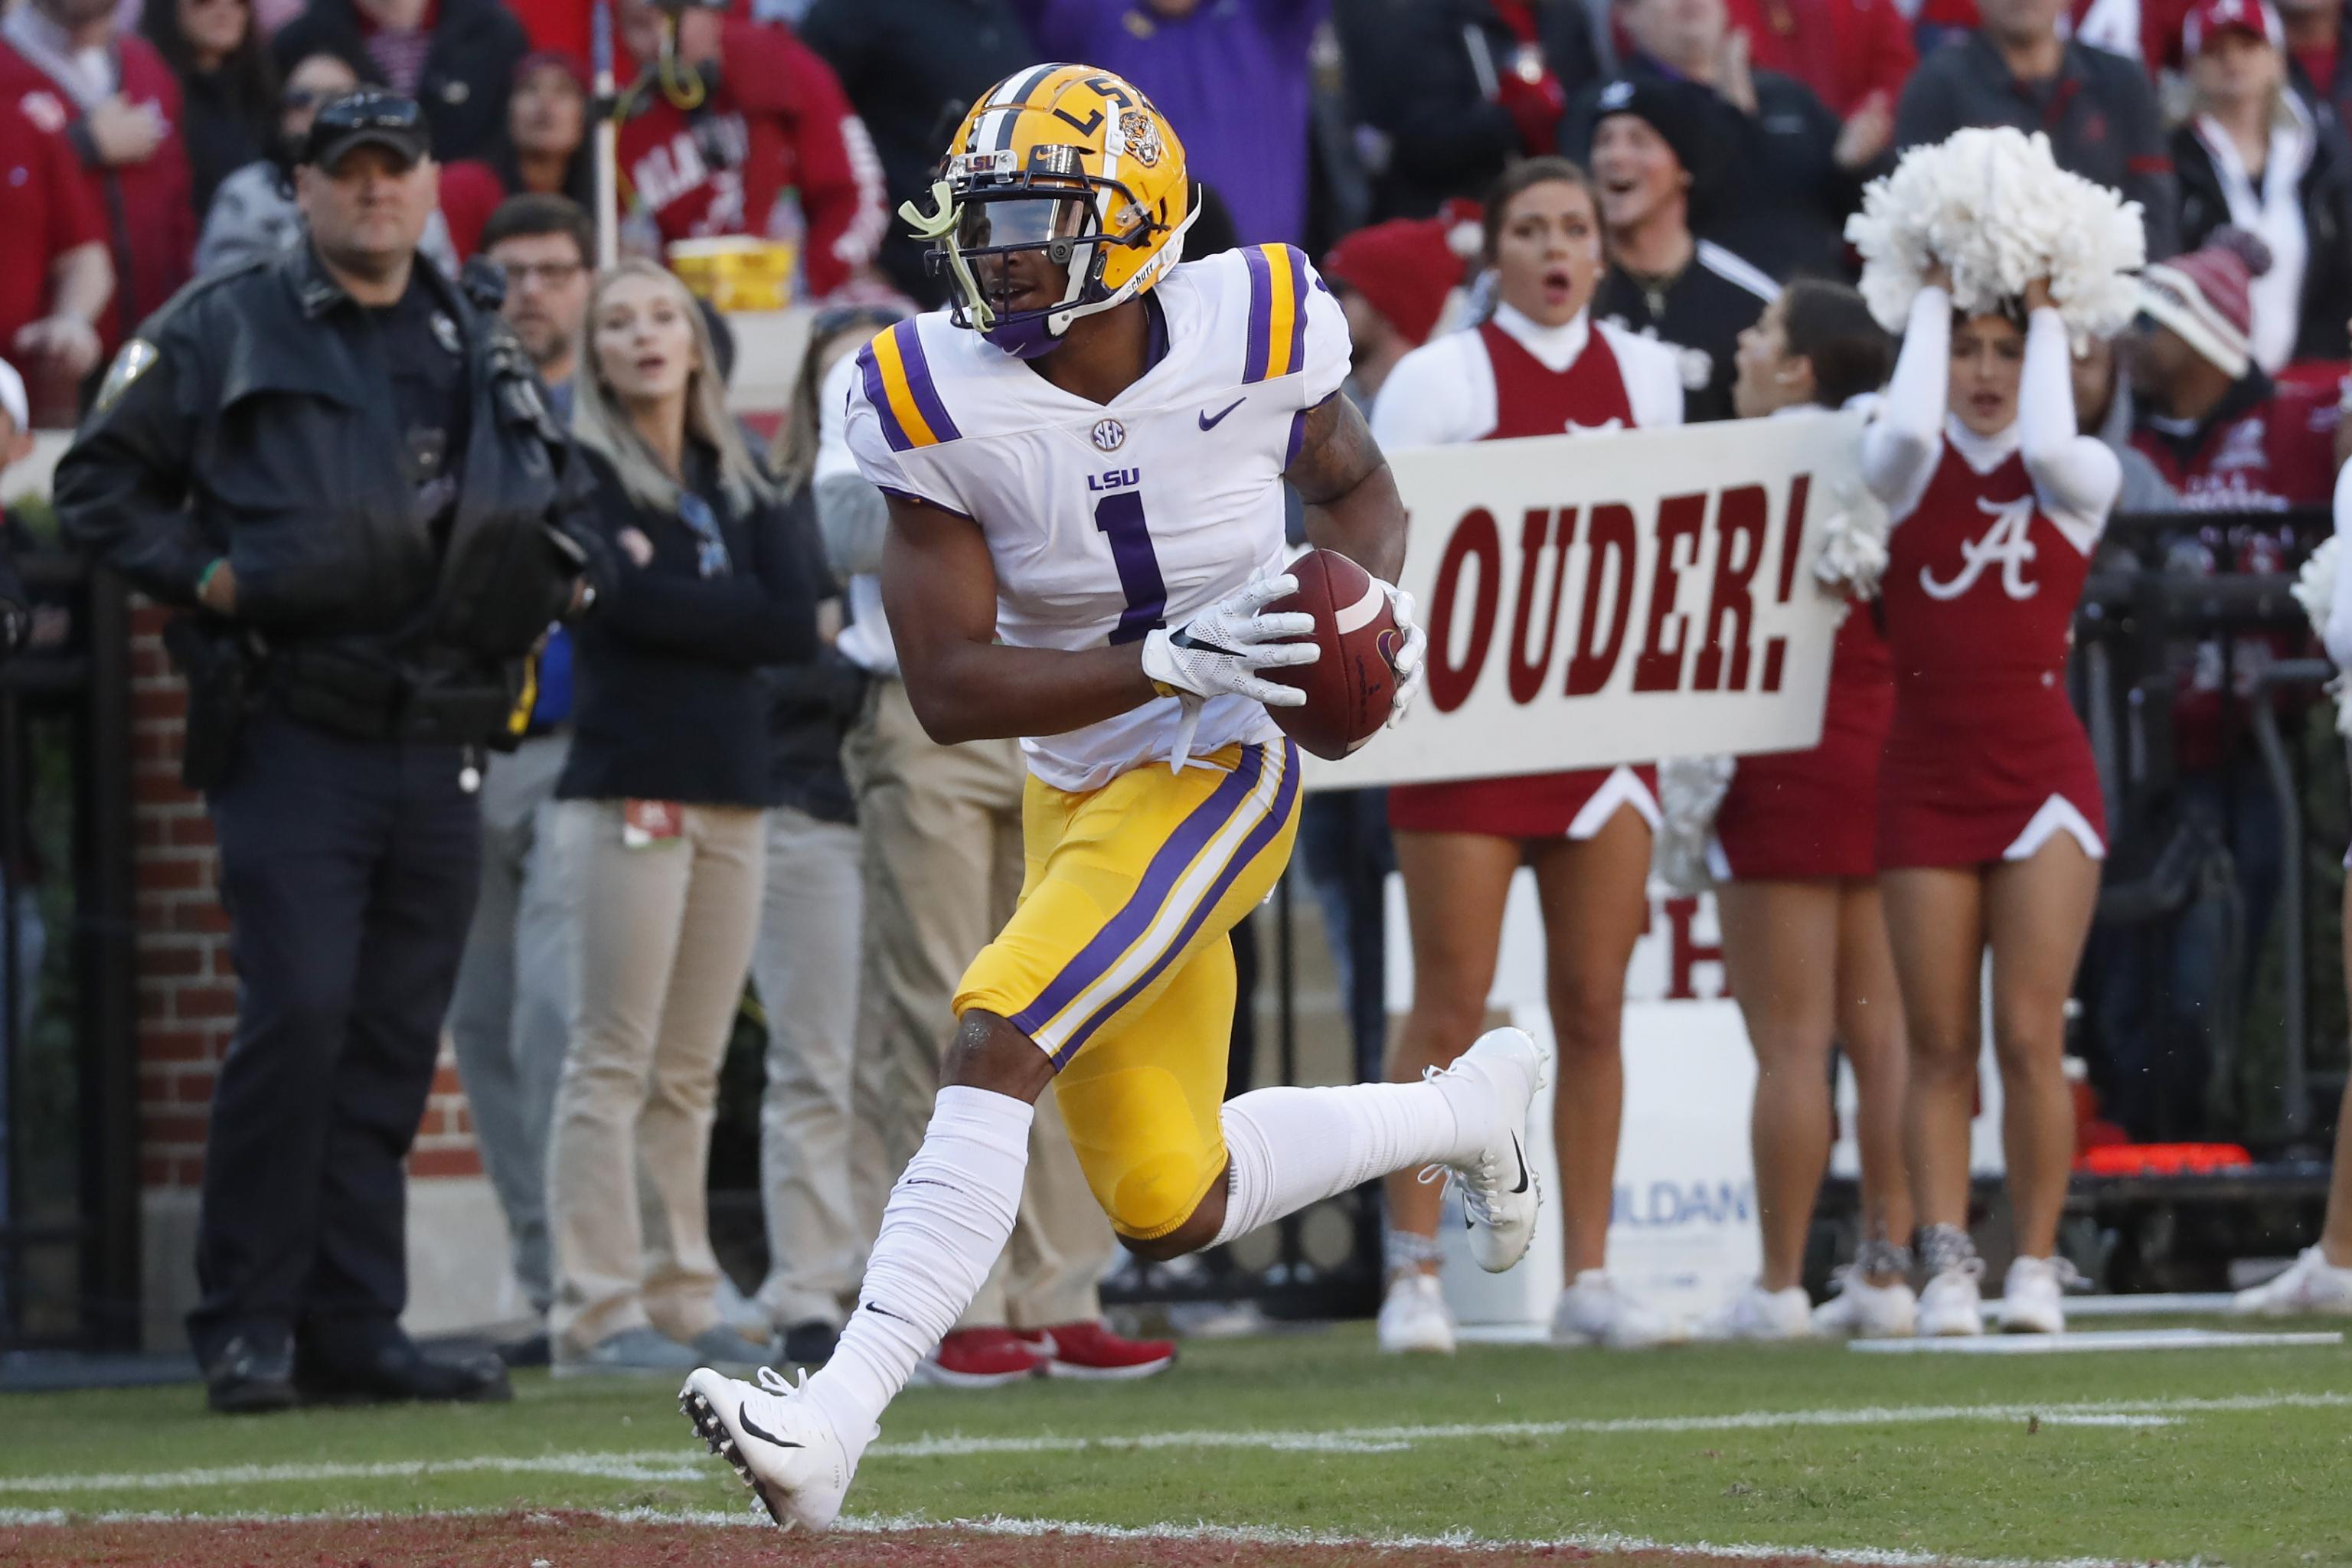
[1266,548,1405,761]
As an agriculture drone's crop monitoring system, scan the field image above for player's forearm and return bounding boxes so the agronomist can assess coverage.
[1304,463,1408,586]
[899,639,1158,746]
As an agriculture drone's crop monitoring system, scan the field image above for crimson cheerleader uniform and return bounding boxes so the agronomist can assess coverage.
[1368,302,1686,840]
[1710,607,1894,880]
[1863,289,2117,869]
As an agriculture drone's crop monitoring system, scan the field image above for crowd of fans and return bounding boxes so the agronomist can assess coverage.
[11,0,2352,1387]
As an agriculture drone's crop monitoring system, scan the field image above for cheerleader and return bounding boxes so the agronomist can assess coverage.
[1702,279,1915,1341]
[1367,157,1684,1354]
[1865,266,2117,1336]
[2230,452,2352,1317]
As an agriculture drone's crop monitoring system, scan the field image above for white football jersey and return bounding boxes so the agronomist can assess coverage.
[844,243,1353,792]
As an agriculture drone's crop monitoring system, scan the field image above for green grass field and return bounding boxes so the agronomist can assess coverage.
[5,1320,2351,1566]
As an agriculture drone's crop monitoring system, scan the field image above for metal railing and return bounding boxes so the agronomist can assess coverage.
[0,554,139,1352]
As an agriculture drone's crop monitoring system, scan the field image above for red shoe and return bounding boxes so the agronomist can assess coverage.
[913,1328,1042,1389]
[1015,1321,1177,1381]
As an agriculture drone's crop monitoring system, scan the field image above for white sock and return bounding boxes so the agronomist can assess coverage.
[1211,1078,1484,1248]
[805,1085,1031,1448]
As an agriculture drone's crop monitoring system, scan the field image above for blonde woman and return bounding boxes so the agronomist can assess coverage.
[545,260,822,1375]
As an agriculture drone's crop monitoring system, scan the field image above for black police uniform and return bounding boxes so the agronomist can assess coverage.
[54,234,582,1406]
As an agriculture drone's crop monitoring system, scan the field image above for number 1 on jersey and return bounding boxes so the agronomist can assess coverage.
[1094,491,1167,645]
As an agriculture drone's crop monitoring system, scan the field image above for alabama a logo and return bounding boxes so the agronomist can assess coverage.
[1920,495,2040,601]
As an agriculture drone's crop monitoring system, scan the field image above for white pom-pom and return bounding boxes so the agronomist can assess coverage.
[2292,538,2352,735]
[1652,754,1736,897]
[1846,127,2146,350]
[2292,535,2337,629]
[1811,471,1892,599]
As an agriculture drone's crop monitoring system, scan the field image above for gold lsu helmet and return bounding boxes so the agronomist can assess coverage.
[902,64,1196,358]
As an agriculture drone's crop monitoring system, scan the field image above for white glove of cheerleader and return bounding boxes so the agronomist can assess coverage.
[1142,573,1320,707]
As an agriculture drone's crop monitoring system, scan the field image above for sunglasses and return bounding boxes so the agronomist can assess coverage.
[675,492,733,580]
[311,92,425,138]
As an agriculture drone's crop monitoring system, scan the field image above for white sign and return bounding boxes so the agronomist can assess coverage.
[1311,411,1861,791]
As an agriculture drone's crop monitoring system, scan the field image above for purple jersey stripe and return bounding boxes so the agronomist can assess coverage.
[1050,741,1302,1067]
[1279,245,1308,377]
[1009,745,1269,1042]
[893,322,961,443]
[1241,243,1275,384]
[858,342,912,452]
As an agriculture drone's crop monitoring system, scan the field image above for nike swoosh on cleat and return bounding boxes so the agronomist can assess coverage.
[737,1408,802,1450]
[1511,1135,1530,1195]
[1198,397,1245,430]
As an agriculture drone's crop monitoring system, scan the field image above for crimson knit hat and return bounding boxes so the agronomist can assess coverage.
[1323,214,1475,348]
[2138,228,2272,377]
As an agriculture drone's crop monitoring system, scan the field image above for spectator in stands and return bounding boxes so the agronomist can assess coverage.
[544,259,819,1376]
[811,324,1176,1387]
[0,0,195,368]
[2282,0,2352,135]
[141,0,273,217]
[1323,211,1475,403]
[1726,0,1916,120]
[795,0,1031,302]
[1704,279,1913,1342]
[198,51,460,274]
[743,306,889,1369]
[1564,0,1865,279]
[2072,332,2179,512]
[442,194,595,1372]
[270,0,524,163]
[1014,0,1324,248]
[1336,0,1601,222]
[437,52,593,261]
[0,90,111,429]
[1370,159,1684,1355]
[2174,0,2352,371]
[1894,0,2180,258]
[1584,78,1780,423]
[2130,230,2341,506]
[612,0,887,300]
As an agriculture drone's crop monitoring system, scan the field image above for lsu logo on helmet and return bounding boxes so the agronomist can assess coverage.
[900,64,1194,359]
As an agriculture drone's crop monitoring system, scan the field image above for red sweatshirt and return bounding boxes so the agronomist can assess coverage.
[0,33,193,355]
[1726,0,1918,116]
[615,17,884,298]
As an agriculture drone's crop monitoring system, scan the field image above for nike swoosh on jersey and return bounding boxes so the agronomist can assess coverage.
[1199,397,1246,430]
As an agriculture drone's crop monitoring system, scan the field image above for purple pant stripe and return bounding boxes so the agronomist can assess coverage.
[1049,741,1301,1068]
[1008,745,1269,1042]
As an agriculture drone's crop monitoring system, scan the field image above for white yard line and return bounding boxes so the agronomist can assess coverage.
[0,1388,2337,1498]
[0,1503,2183,1568]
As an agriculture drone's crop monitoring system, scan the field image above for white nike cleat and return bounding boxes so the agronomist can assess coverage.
[2230,1246,2352,1317]
[1697,1281,1816,1342]
[1997,1255,2081,1334]
[680,1365,858,1531]
[1916,1262,1986,1337]
[1552,1270,1686,1348]
[1377,1270,1458,1354]
[1811,1269,1918,1338]
[1426,1027,1548,1273]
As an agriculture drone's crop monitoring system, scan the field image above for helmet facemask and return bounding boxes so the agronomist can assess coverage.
[903,148,1188,360]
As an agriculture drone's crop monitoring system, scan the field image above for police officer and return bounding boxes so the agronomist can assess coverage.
[54,91,586,1413]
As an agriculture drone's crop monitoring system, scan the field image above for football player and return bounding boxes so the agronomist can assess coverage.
[680,64,1547,1530]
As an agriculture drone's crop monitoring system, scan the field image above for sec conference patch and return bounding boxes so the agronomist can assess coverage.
[95,339,160,412]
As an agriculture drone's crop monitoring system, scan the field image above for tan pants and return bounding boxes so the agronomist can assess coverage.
[546,799,766,1351]
[845,678,1113,1330]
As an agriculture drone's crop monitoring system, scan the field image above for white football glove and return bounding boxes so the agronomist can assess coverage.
[1142,573,1321,708]
[1380,580,1427,729]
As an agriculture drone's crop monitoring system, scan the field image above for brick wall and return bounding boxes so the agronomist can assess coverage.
[126,603,482,1194]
